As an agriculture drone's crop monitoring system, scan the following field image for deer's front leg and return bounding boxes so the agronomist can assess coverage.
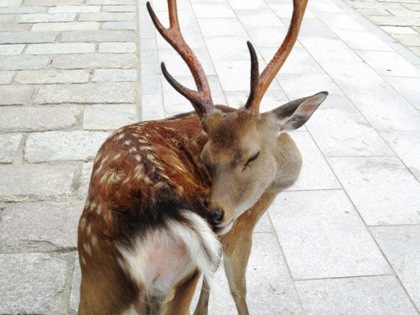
[223,190,278,315]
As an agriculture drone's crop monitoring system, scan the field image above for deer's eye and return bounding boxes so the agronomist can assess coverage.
[244,152,260,168]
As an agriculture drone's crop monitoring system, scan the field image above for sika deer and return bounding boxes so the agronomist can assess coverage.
[77,0,327,314]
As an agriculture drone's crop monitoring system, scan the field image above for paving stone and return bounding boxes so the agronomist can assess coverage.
[380,131,420,180]
[371,225,420,309]
[370,15,420,27]
[0,0,23,6]
[92,69,137,82]
[60,29,135,42]
[0,55,49,70]
[19,12,77,23]
[0,85,34,105]
[51,53,137,69]
[205,36,250,61]
[287,132,341,191]
[192,3,236,18]
[0,134,21,163]
[140,94,165,121]
[0,106,81,132]
[0,71,14,84]
[0,23,31,32]
[101,21,137,30]
[24,0,84,4]
[0,44,24,55]
[83,104,137,129]
[15,69,90,84]
[103,5,136,12]
[98,42,136,53]
[383,76,420,109]
[0,253,68,314]
[158,48,216,76]
[0,14,15,24]
[192,233,302,314]
[77,162,93,200]
[26,42,95,54]
[392,33,420,46]
[0,6,46,14]
[86,0,136,5]
[381,25,418,34]
[306,108,394,157]
[35,82,136,104]
[70,258,81,312]
[48,5,100,13]
[0,202,83,252]
[78,12,135,21]
[0,164,75,202]
[25,131,110,162]
[269,190,391,279]
[356,50,420,77]
[328,157,420,225]
[0,31,57,44]
[32,21,100,31]
[333,28,392,51]
[296,276,418,315]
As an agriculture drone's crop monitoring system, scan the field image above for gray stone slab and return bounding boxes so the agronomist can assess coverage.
[333,28,392,51]
[98,42,136,53]
[0,106,81,132]
[70,258,81,312]
[32,21,100,31]
[371,225,420,309]
[0,55,49,70]
[83,104,137,129]
[0,202,82,252]
[15,69,90,84]
[0,164,75,202]
[101,21,137,30]
[0,44,25,55]
[384,76,420,109]
[0,31,57,44]
[192,233,302,314]
[296,276,418,315]
[19,12,76,23]
[0,253,68,314]
[0,85,34,105]
[278,73,353,109]
[60,29,135,42]
[0,133,21,163]
[51,53,137,69]
[26,42,95,54]
[77,162,93,200]
[140,94,165,121]
[25,131,109,162]
[328,157,420,225]
[92,69,137,82]
[380,131,420,180]
[306,108,394,157]
[356,50,420,77]
[78,11,135,21]
[287,132,341,191]
[35,82,136,104]
[269,190,391,279]
[0,71,14,84]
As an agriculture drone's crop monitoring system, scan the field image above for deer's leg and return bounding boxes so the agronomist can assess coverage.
[193,278,210,315]
[222,190,277,315]
[160,269,201,315]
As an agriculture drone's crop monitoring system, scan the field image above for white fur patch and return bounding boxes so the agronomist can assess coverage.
[117,212,221,297]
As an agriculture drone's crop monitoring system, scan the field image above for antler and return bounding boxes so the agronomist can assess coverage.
[146,0,215,118]
[245,0,309,112]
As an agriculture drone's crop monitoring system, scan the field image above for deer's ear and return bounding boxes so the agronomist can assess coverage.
[269,91,328,133]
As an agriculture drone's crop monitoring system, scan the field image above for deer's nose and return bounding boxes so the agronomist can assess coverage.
[210,208,224,226]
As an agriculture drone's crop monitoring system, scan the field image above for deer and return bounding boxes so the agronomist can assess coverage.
[77,0,327,314]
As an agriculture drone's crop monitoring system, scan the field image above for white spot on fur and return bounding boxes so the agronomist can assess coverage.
[83,242,92,256]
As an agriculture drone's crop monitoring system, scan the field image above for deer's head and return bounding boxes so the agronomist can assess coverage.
[147,0,327,235]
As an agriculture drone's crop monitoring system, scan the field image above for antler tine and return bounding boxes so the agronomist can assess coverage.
[146,1,214,118]
[245,0,308,112]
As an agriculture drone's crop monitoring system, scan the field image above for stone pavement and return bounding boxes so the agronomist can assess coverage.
[343,0,420,58]
[0,0,419,314]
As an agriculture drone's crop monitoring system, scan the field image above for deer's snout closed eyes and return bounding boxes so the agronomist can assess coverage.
[77,0,327,314]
